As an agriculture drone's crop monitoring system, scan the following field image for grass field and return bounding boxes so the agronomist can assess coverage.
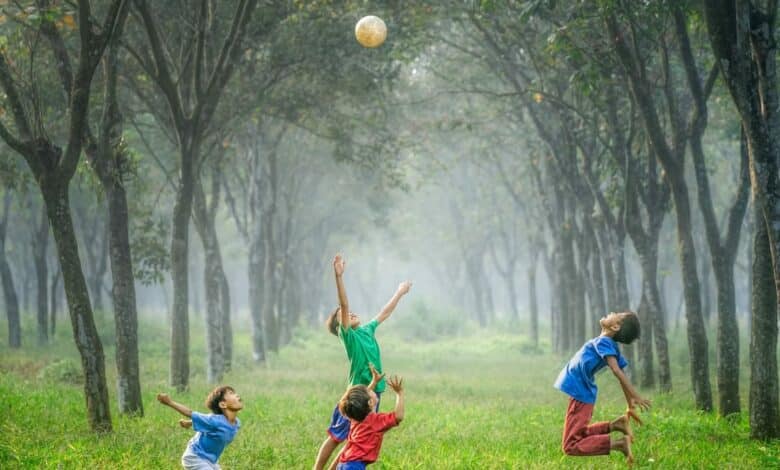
[1,312,778,469]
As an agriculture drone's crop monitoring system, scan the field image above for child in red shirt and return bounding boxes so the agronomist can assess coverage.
[336,374,405,469]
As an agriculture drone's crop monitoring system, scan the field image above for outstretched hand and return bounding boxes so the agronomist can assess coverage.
[157,393,172,405]
[626,396,651,425]
[397,281,412,295]
[387,375,404,394]
[369,363,385,384]
[334,254,345,276]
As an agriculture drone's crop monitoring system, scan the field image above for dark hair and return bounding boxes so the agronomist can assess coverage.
[613,311,640,344]
[326,307,341,336]
[339,385,372,422]
[205,385,235,415]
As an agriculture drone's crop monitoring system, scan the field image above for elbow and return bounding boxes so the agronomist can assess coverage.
[395,414,404,424]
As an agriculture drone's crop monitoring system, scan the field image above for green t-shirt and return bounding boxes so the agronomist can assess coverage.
[338,318,386,393]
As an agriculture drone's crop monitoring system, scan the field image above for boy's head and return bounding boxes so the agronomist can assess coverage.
[205,385,243,415]
[600,311,640,344]
[326,307,361,336]
[339,385,378,422]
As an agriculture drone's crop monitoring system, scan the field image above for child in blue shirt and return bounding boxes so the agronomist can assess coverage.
[554,311,651,464]
[157,386,243,469]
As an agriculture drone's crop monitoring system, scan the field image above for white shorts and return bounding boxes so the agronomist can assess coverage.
[181,446,221,470]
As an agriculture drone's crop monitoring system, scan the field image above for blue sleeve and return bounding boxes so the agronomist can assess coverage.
[191,412,220,432]
[595,338,628,369]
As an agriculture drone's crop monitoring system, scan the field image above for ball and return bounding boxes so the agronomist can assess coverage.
[355,15,387,48]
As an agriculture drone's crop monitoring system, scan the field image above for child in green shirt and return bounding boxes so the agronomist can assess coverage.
[313,254,411,470]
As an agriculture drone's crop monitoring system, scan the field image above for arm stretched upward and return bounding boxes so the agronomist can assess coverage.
[334,254,350,329]
[375,281,412,324]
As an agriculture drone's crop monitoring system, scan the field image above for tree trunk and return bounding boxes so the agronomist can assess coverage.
[169,155,195,391]
[636,292,655,389]
[647,273,671,392]
[700,248,713,324]
[0,192,20,348]
[107,183,143,415]
[193,182,225,383]
[574,229,589,343]
[49,266,61,337]
[632,235,672,392]
[33,207,49,344]
[219,265,232,371]
[504,273,519,324]
[527,262,539,349]
[560,224,577,350]
[248,236,266,362]
[91,230,109,313]
[670,178,713,411]
[44,185,111,432]
[587,226,607,336]
[750,212,779,439]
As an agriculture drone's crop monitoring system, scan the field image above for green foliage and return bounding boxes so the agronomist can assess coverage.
[37,359,83,385]
[130,216,170,285]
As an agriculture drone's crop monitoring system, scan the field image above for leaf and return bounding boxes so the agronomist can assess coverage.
[62,13,75,29]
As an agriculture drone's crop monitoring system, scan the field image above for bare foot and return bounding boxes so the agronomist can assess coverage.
[610,414,633,438]
[612,436,634,466]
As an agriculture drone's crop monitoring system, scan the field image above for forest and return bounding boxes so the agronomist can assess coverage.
[0,0,779,468]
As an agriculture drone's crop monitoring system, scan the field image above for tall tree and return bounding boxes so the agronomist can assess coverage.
[606,6,712,411]
[129,0,259,390]
[0,0,129,431]
[703,0,780,436]
[0,191,20,348]
[29,197,49,344]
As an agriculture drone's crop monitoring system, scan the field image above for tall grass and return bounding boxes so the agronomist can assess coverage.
[0,312,778,469]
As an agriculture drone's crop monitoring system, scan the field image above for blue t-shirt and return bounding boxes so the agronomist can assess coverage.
[187,412,240,464]
[553,336,628,404]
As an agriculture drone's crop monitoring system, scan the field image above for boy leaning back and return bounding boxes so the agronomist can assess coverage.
[313,254,412,470]
[553,311,651,464]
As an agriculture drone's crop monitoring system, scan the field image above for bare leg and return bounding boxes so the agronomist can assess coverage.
[314,436,340,470]
[611,435,633,465]
[610,414,632,438]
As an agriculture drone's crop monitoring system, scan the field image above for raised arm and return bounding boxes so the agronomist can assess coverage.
[606,356,651,416]
[375,281,412,324]
[334,255,349,328]
[387,375,405,423]
[157,393,193,418]
[367,363,385,391]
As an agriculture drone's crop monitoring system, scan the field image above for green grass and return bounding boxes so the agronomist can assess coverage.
[0,313,778,469]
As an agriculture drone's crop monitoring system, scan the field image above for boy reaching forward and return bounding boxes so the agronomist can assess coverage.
[157,386,243,469]
[553,311,651,464]
[314,254,411,470]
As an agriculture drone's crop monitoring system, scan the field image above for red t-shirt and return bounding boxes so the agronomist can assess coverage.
[339,412,399,464]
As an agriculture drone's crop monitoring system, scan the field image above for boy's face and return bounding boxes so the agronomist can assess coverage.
[600,312,628,332]
[220,390,244,412]
[348,312,361,329]
[367,389,378,412]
